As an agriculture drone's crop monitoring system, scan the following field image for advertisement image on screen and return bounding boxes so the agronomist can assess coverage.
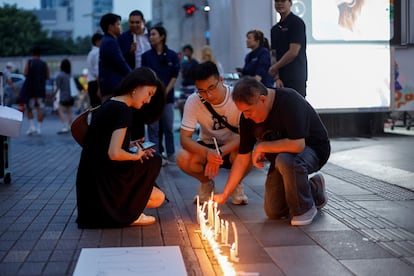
[311,0,391,41]
[290,0,392,111]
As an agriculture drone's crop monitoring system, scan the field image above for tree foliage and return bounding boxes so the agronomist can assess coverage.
[0,4,91,57]
[0,4,46,56]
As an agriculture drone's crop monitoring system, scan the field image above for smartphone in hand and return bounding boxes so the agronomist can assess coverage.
[139,141,156,150]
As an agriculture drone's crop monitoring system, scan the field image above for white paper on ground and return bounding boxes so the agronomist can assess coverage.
[73,246,187,276]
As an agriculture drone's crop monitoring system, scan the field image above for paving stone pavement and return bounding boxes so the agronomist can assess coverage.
[1,111,414,276]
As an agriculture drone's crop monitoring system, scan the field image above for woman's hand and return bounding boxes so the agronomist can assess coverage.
[130,138,145,148]
[135,147,156,163]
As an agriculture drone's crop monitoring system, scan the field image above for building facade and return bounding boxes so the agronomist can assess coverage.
[35,0,112,39]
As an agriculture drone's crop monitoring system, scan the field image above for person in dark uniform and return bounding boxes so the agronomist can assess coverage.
[269,0,308,97]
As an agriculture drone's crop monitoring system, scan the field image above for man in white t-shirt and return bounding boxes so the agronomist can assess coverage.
[176,61,249,204]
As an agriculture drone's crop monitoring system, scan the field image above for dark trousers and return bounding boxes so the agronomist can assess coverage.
[88,81,101,107]
[282,79,307,98]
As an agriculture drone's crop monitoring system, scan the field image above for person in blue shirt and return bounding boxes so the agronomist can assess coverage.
[237,29,274,88]
[177,44,199,119]
[99,13,132,101]
[142,26,180,163]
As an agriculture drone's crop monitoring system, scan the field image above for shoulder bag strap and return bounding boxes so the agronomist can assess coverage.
[198,94,239,134]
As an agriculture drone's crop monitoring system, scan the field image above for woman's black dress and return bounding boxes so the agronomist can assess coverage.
[75,100,161,228]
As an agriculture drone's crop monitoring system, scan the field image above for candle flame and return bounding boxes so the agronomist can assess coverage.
[197,198,238,275]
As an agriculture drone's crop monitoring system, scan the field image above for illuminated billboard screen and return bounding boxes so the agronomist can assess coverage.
[292,0,391,112]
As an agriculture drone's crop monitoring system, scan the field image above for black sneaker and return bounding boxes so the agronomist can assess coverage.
[310,173,328,209]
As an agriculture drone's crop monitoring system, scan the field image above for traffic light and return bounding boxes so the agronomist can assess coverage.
[183,4,197,17]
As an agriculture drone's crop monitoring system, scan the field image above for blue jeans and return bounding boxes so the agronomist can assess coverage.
[264,146,321,218]
[148,103,175,156]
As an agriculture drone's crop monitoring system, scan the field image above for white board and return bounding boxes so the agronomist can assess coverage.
[73,246,187,276]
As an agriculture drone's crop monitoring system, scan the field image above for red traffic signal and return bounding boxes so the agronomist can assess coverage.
[183,4,197,16]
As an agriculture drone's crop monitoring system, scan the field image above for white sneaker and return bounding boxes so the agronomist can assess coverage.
[231,184,248,205]
[26,126,36,135]
[161,158,168,167]
[57,127,69,134]
[131,213,156,226]
[291,205,317,226]
[36,128,41,135]
[193,180,215,204]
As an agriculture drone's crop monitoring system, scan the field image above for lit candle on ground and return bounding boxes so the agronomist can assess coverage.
[214,210,220,238]
[200,212,206,239]
[221,219,225,243]
[225,221,229,245]
[196,195,200,223]
[202,201,207,214]
[231,221,239,256]
[230,243,239,262]
[213,202,218,232]
[208,200,214,227]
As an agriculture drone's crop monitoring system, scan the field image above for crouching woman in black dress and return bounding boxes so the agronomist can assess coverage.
[76,67,166,228]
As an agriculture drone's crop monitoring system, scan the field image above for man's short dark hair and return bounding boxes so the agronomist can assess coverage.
[182,44,193,53]
[129,10,145,20]
[192,61,219,81]
[100,13,121,34]
[91,33,103,46]
[32,46,41,56]
[232,76,268,105]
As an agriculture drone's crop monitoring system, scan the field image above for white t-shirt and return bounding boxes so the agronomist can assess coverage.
[86,46,99,82]
[181,85,240,145]
[133,29,151,68]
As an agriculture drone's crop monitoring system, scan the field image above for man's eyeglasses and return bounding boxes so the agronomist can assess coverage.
[197,79,220,97]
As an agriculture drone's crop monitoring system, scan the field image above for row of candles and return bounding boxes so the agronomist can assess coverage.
[196,194,239,275]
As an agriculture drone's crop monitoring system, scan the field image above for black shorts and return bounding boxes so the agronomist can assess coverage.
[197,140,232,169]
[60,97,74,107]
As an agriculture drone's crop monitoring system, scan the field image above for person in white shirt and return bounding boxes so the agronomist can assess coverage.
[86,33,103,107]
[176,61,249,205]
